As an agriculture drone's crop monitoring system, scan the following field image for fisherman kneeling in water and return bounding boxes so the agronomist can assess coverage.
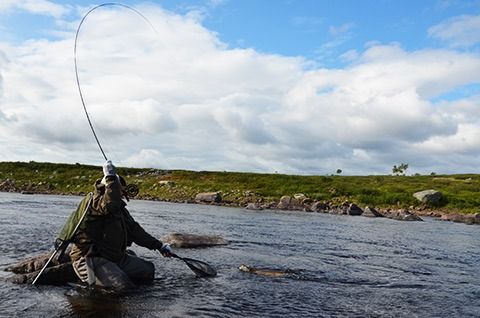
[64,160,172,291]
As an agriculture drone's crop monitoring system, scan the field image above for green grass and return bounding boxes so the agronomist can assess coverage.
[1,161,479,214]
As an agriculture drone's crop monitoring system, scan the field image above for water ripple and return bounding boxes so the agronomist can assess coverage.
[1,192,479,317]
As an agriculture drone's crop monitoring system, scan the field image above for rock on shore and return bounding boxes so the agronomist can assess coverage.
[440,213,480,225]
[362,206,384,217]
[413,190,442,205]
[383,209,423,221]
[195,192,222,203]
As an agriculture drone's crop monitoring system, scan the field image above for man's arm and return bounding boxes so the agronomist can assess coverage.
[123,209,162,250]
[90,161,124,216]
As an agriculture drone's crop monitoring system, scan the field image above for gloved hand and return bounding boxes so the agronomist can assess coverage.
[54,238,64,250]
[159,243,174,258]
[103,160,116,177]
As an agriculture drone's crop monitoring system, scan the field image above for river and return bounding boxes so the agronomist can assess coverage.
[0,192,479,317]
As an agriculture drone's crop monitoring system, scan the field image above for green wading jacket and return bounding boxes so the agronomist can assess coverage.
[69,176,161,263]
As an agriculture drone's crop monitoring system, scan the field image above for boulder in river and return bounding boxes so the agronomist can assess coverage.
[7,263,77,285]
[161,233,228,248]
[5,251,77,285]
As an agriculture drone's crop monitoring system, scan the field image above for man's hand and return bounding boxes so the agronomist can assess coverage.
[54,238,64,250]
[103,160,116,177]
[159,243,174,258]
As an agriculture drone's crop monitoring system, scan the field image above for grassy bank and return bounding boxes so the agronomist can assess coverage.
[1,161,479,214]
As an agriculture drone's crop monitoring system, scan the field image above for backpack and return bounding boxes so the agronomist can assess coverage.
[55,192,93,252]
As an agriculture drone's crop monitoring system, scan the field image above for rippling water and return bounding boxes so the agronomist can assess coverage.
[0,192,479,317]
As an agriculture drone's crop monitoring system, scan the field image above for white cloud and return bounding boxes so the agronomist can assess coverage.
[340,49,359,62]
[415,123,480,154]
[329,22,355,36]
[207,0,228,8]
[0,0,69,18]
[1,4,480,174]
[314,22,355,64]
[428,14,480,47]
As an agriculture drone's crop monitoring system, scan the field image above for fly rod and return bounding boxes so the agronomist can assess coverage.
[32,4,157,285]
[74,2,157,161]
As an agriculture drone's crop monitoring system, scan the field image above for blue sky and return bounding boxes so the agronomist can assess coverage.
[4,1,480,62]
[1,1,480,174]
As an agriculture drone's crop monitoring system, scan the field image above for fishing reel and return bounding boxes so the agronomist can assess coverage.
[125,183,139,197]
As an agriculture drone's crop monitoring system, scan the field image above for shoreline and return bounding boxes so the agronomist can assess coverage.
[1,161,479,226]
[2,187,479,226]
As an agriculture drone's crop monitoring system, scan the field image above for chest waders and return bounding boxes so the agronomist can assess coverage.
[83,208,130,287]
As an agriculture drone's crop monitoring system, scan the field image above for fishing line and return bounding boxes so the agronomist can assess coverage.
[74,2,158,161]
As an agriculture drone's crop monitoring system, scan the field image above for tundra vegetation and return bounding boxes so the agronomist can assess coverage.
[1,161,480,215]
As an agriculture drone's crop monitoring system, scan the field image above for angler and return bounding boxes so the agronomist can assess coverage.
[29,3,216,289]
[34,161,174,291]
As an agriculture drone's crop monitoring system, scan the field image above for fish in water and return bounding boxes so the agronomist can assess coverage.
[238,264,296,278]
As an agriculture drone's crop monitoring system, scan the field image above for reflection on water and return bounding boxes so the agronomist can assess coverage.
[0,192,479,317]
[65,290,125,318]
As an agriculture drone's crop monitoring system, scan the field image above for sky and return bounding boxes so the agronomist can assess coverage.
[0,0,480,175]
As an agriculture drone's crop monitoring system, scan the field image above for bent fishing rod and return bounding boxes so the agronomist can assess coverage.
[32,3,156,285]
[74,2,157,161]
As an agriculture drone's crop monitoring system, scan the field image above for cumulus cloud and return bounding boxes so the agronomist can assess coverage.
[0,0,69,18]
[428,14,480,47]
[416,123,480,154]
[1,4,480,174]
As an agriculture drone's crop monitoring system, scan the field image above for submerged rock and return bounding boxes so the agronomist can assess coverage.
[238,264,299,278]
[5,251,77,285]
[161,233,228,248]
[6,250,70,274]
[7,263,77,285]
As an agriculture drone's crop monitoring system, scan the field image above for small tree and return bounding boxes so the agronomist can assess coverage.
[336,169,342,175]
[392,163,409,176]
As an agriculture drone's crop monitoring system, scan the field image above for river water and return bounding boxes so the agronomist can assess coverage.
[0,192,479,317]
